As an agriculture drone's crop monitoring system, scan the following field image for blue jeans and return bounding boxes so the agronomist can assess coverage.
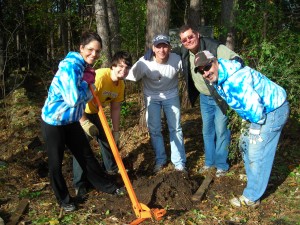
[145,95,186,169]
[239,101,289,202]
[200,94,230,170]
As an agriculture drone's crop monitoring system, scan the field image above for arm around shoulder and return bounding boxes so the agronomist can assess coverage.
[126,58,147,82]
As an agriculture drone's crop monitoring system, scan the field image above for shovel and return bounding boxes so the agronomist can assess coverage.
[88,85,166,224]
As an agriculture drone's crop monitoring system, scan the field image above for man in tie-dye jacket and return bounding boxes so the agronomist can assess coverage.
[194,50,289,208]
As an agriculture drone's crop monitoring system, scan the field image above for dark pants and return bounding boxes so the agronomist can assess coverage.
[41,120,117,205]
[72,113,118,188]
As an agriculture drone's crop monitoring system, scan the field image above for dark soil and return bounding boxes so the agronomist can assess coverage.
[0,79,299,225]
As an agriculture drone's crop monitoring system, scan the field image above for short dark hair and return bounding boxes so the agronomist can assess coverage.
[179,24,199,34]
[80,31,102,49]
[110,51,132,68]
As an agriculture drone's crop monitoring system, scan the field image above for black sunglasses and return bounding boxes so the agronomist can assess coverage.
[198,61,213,75]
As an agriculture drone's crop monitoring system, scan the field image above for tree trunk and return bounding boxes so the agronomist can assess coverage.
[107,0,121,54]
[262,11,267,40]
[59,0,68,55]
[145,0,171,49]
[94,0,112,67]
[183,0,189,24]
[0,0,4,98]
[188,0,201,28]
[221,0,236,50]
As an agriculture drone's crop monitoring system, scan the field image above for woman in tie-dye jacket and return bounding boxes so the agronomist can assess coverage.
[194,50,289,208]
[41,31,121,212]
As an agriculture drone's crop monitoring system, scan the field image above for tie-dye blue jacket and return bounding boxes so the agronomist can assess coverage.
[214,59,287,125]
[42,52,92,125]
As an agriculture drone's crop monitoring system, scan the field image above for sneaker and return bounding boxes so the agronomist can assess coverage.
[230,195,260,208]
[114,187,126,196]
[61,202,76,212]
[175,166,188,174]
[153,164,164,173]
[198,166,212,174]
[216,169,227,177]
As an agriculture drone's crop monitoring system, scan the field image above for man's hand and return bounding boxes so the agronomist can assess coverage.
[81,120,99,139]
[144,48,154,61]
[112,131,120,147]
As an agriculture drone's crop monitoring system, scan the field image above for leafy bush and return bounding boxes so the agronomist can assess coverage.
[226,0,300,163]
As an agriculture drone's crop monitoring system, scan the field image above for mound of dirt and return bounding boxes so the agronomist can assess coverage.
[133,170,199,210]
[78,166,199,221]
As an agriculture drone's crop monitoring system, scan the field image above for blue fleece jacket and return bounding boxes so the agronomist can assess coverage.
[41,52,92,125]
[214,59,287,125]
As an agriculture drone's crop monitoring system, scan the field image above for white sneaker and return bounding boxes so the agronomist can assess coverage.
[175,166,188,174]
[216,169,227,177]
[230,195,260,208]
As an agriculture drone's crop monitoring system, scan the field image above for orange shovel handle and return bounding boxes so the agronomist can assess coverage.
[88,85,143,216]
[88,85,166,223]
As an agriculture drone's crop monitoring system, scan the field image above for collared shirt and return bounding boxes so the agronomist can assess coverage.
[189,51,210,95]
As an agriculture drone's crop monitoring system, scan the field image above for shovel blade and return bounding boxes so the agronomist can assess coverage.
[151,208,167,221]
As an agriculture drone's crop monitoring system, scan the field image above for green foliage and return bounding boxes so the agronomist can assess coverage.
[116,0,147,59]
[241,29,300,119]
[61,214,75,224]
[121,101,133,118]
[227,109,242,163]
[234,1,285,46]
[202,0,222,28]
[19,188,41,199]
[224,1,300,163]
[120,101,135,127]
[31,216,52,225]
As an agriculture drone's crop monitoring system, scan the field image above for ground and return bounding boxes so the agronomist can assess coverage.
[0,78,299,225]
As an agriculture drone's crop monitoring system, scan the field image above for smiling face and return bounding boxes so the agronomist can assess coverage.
[152,43,171,64]
[79,40,101,65]
[201,60,219,83]
[179,28,200,54]
[111,59,131,81]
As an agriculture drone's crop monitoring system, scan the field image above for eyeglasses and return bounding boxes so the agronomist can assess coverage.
[180,34,195,44]
[198,61,213,75]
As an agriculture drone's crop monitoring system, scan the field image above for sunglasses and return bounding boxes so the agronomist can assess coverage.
[198,61,213,75]
[181,34,195,44]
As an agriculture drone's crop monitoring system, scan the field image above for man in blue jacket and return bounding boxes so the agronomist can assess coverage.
[194,50,289,207]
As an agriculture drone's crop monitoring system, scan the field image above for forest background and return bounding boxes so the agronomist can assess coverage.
[0,0,299,224]
[0,0,299,111]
